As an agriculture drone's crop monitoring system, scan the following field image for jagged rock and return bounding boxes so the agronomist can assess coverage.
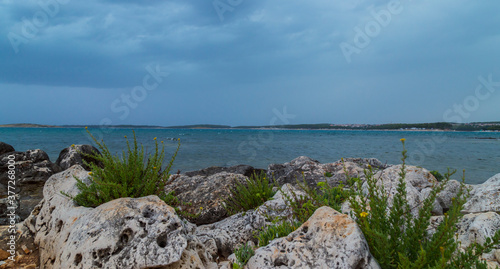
[267,156,388,188]
[183,165,264,178]
[195,184,304,259]
[0,142,14,155]
[55,144,102,171]
[32,166,216,269]
[363,165,439,216]
[165,172,248,225]
[462,173,500,214]
[428,212,500,261]
[421,179,463,215]
[0,149,61,224]
[246,206,380,269]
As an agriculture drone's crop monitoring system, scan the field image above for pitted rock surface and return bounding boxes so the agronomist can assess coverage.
[0,149,61,224]
[55,144,102,170]
[165,172,248,225]
[267,156,388,188]
[32,166,215,269]
[463,173,500,214]
[246,206,380,269]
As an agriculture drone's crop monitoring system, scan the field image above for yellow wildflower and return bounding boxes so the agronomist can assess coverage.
[71,144,75,148]
[153,167,157,169]
[154,137,157,140]
[177,138,180,141]
[400,138,406,142]
[360,212,369,218]
[85,126,88,130]
[161,141,164,143]
[88,172,93,176]
[124,135,127,138]
[200,207,203,210]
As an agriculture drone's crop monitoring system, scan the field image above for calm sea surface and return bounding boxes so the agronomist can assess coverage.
[1,127,499,184]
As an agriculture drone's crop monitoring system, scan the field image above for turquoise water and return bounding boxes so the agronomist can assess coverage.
[1,127,499,184]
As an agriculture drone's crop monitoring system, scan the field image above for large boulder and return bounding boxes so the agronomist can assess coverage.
[55,144,102,171]
[195,184,304,259]
[267,156,388,188]
[30,165,216,269]
[0,149,62,224]
[246,206,380,269]
[165,172,248,225]
[462,173,500,214]
[0,142,14,155]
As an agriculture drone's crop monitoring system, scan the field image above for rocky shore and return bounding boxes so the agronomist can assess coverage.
[0,142,499,268]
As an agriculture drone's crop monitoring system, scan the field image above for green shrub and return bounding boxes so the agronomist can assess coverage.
[346,138,500,269]
[224,172,278,215]
[281,173,351,224]
[233,242,254,269]
[430,170,444,182]
[257,220,301,247]
[62,128,180,208]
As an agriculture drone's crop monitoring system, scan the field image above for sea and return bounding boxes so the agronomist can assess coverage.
[1,127,499,184]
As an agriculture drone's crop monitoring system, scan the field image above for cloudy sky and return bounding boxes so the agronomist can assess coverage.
[1,0,499,126]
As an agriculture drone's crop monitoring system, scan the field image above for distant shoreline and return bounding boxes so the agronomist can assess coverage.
[1,122,500,132]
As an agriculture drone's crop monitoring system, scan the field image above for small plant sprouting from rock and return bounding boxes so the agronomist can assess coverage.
[256,220,301,247]
[224,172,278,215]
[62,128,180,208]
[233,242,254,269]
[430,170,444,181]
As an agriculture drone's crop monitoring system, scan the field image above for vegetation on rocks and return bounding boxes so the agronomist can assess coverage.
[347,139,500,269]
[233,242,254,269]
[224,171,278,215]
[62,128,180,208]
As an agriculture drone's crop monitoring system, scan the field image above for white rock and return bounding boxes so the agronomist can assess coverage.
[463,173,500,214]
[33,165,215,269]
[195,184,304,259]
[246,206,380,269]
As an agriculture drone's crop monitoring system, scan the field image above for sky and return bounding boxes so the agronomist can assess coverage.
[0,0,499,126]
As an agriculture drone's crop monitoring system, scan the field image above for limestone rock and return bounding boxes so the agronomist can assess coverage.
[366,165,439,216]
[267,156,388,188]
[165,172,249,225]
[32,166,215,269]
[428,212,500,261]
[0,149,61,224]
[0,142,14,155]
[55,144,102,170]
[463,173,500,214]
[246,206,380,269]
[195,184,303,259]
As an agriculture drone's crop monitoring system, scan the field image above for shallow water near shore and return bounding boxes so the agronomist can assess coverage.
[1,127,499,184]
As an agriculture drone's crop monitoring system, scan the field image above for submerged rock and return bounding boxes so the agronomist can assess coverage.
[246,206,380,269]
[0,149,61,224]
[55,144,102,171]
[31,166,216,269]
